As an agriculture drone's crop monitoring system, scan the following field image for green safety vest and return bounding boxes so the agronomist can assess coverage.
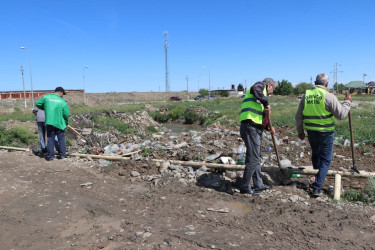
[302,88,334,131]
[240,86,267,125]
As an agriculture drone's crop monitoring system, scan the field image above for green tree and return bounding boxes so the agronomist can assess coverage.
[237,84,244,91]
[333,83,346,93]
[274,80,294,95]
[199,89,209,96]
[294,82,313,95]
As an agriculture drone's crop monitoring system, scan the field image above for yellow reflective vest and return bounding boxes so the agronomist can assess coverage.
[302,88,334,131]
[240,86,267,125]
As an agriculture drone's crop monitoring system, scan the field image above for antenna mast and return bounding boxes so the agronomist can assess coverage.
[164,31,170,92]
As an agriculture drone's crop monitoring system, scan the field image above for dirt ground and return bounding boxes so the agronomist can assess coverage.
[1,149,375,249]
[1,106,375,249]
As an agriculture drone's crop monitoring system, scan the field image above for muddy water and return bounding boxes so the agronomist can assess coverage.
[163,123,203,133]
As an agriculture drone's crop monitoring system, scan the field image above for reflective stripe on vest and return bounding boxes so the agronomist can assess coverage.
[302,88,334,131]
[240,86,267,125]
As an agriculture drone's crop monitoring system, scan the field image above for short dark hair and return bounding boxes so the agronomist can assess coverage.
[55,87,66,95]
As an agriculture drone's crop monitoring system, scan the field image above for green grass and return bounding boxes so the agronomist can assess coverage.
[0,126,37,147]
[93,116,137,134]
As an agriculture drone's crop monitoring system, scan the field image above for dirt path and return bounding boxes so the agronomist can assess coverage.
[1,150,375,249]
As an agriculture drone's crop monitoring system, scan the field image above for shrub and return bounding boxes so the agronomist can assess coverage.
[169,105,186,121]
[93,116,136,134]
[342,189,366,203]
[0,126,37,147]
[147,126,158,133]
[184,111,199,124]
[150,112,169,123]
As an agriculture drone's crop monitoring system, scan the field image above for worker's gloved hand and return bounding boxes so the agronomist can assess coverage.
[264,105,271,115]
[344,94,352,103]
[298,133,305,140]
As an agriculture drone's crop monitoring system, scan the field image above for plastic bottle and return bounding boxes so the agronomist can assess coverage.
[238,144,245,157]
[292,174,302,178]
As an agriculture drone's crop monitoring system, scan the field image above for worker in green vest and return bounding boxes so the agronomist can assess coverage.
[240,78,277,196]
[296,73,352,197]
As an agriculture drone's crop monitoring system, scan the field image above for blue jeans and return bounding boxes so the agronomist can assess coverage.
[37,122,59,152]
[240,122,265,191]
[46,125,66,160]
[37,122,47,150]
[307,130,334,190]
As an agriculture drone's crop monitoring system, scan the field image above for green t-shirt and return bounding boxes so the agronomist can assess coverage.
[36,93,70,130]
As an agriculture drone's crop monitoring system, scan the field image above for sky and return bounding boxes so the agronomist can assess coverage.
[1,0,374,93]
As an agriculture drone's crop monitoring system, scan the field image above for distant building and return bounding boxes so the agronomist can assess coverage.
[0,89,84,100]
[345,81,374,95]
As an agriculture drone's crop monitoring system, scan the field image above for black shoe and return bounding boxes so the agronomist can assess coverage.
[312,189,321,197]
[254,185,273,192]
[240,189,260,196]
[56,155,66,159]
[46,158,53,161]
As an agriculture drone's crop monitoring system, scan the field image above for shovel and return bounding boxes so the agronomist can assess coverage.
[267,114,281,170]
[346,93,360,174]
[67,125,94,146]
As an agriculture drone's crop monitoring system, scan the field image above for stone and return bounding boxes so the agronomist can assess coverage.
[289,195,300,203]
[279,159,292,168]
[131,171,140,177]
[370,215,375,223]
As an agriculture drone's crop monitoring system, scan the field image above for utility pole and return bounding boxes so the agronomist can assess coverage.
[20,65,27,108]
[186,75,189,101]
[164,31,170,92]
[331,63,343,94]
[310,76,313,85]
[208,71,211,100]
[363,73,367,84]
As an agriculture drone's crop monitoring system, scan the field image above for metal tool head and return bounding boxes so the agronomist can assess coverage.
[351,166,360,174]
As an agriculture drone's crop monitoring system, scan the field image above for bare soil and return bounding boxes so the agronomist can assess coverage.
[1,149,375,249]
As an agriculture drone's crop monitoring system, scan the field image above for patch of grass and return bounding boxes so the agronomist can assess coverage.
[93,116,136,134]
[140,145,154,157]
[184,111,199,124]
[169,104,186,121]
[364,177,375,203]
[0,125,37,147]
[147,125,158,133]
[342,189,366,203]
[150,112,169,123]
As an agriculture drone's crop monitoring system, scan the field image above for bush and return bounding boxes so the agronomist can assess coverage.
[93,116,136,134]
[184,111,199,124]
[169,105,186,121]
[150,112,169,123]
[342,189,366,203]
[199,89,209,96]
[0,126,37,147]
[147,126,158,133]
[274,79,294,95]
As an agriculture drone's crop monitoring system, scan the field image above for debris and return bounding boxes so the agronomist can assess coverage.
[80,182,93,187]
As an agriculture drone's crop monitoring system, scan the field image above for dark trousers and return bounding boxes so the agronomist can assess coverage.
[307,130,334,190]
[46,125,66,160]
[240,122,265,191]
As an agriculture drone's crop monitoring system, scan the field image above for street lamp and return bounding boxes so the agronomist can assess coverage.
[20,46,35,108]
[202,65,211,100]
[83,66,88,105]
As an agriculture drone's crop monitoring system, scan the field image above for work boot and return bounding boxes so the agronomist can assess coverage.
[240,189,260,196]
[254,185,273,192]
[312,189,322,197]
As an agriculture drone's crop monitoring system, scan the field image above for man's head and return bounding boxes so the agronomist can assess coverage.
[315,73,329,87]
[263,78,278,95]
[55,87,66,97]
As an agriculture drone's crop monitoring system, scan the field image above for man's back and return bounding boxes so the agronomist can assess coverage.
[36,93,69,130]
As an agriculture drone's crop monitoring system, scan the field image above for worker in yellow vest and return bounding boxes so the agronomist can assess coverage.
[240,78,277,196]
[296,73,352,197]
